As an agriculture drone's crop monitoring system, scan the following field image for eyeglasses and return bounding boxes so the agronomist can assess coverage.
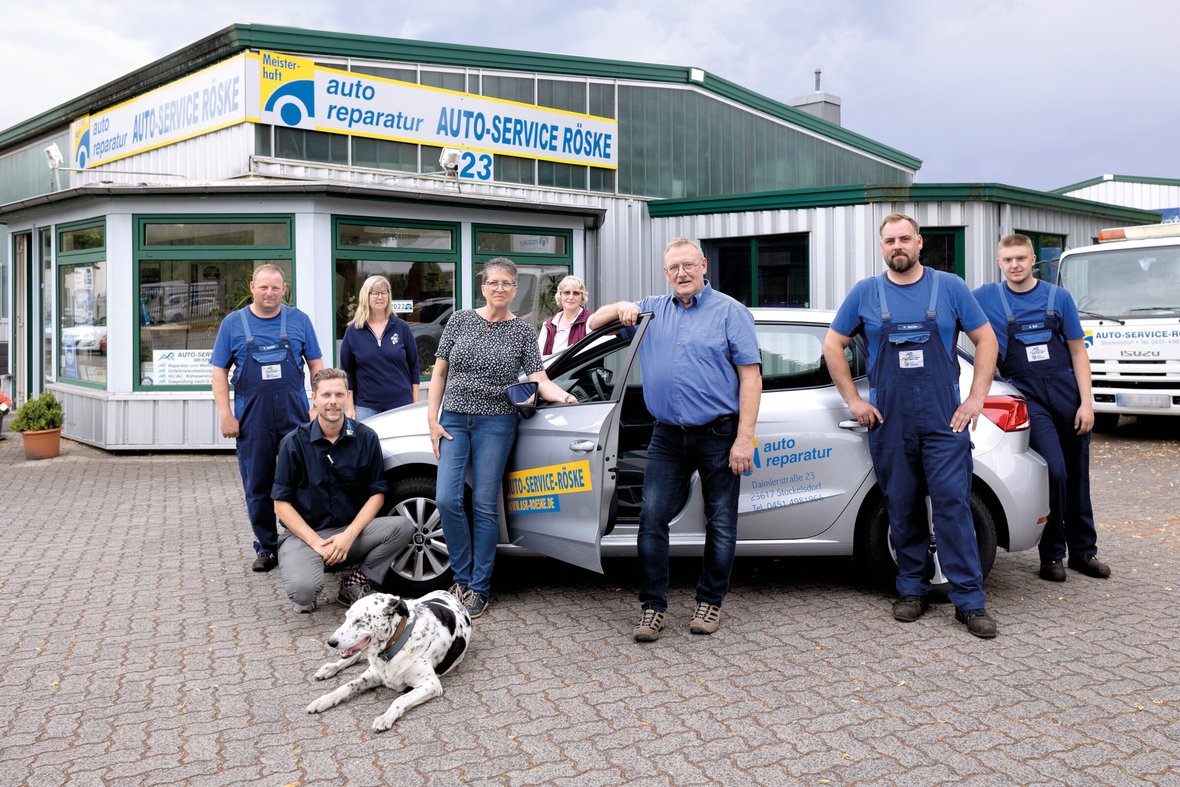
[370,291,390,298]
[664,262,702,275]
[483,280,518,290]
[559,290,582,296]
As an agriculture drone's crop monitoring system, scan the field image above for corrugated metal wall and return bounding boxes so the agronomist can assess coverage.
[1065,182,1180,212]
[66,125,255,188]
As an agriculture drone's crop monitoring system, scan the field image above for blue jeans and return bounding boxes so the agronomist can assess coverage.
[638,419,741,611]
[354,405,381,422]
[435,410,518,596]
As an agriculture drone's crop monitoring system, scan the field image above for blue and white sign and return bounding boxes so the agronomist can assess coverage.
[258,52,617,169]
[71,55,249,169]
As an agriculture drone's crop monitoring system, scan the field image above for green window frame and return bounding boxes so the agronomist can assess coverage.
[920,228,965,278]
[332,216,461,372]
[704,234,811,308]
[133,215,296,391]
[1017,230,1067,282]
[56,218,108,390]
[472,225,574,327]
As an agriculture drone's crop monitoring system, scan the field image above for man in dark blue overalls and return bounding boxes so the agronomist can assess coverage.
[973,235,1109,582]
[212,264,324,573]
[824,213,1001,639]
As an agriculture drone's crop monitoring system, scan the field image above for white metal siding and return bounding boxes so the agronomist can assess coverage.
[1064,181,1180,212]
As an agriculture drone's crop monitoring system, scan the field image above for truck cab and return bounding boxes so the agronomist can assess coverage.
[1056,223,1180,426]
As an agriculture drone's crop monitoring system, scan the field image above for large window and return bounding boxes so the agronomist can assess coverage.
[920,228,965,277]
[705,234,810,307]
[472,226,573,329]
[334,218,460,370]
[58,219,108,387]
[41,228,54,386]
[134,216,295,389]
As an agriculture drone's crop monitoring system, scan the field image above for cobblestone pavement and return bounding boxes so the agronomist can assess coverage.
[1,417,1177,786]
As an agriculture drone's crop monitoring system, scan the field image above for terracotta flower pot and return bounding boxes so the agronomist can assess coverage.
[21,427,62,460]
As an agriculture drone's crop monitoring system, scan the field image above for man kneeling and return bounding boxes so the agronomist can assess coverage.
[272,368,412,613]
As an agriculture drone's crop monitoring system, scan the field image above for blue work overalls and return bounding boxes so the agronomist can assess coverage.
[868,271,986,610]
[232,306,309,556]
[996,283,1097,564]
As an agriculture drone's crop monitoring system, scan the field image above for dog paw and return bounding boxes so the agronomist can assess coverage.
[314,664,340,681]
[371,711,401,732]
[306,697,333,714]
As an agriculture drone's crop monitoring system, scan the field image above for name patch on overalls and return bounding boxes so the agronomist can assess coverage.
[899,350,924,368]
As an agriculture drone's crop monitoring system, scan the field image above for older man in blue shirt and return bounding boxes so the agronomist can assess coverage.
[272,368,413,613]
[592,238,762,641]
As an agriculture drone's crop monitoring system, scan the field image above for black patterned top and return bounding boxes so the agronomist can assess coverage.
[436,309,545,415]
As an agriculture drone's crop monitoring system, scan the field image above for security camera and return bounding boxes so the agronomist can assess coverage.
[44,143,65,169]
[438,147,462,172]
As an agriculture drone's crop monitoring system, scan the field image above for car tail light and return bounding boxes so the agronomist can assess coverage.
[981,395,1030,432]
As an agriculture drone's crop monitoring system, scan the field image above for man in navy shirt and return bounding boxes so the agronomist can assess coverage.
[823,214,1000,639]
[973,234,1109,582]
[592,238,762,642]
[271,368,413,613]
[212,264,323,573]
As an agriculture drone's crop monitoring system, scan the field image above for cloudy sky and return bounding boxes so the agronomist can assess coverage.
[2,0,1175,191]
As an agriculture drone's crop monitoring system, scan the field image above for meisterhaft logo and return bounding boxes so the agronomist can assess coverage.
[264,80,316,127]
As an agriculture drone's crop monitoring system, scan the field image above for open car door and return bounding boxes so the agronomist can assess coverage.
[503,317,649,572]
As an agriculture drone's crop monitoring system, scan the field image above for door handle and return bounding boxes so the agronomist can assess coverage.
[839,420,869,432]
[569,440,596,452]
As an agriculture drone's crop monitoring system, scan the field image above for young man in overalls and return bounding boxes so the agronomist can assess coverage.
[212,264,324,573]
[823,213,1001,638]
[973,235,1109,582]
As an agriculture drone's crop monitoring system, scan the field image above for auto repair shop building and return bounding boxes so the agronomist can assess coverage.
[0,24,1158,449]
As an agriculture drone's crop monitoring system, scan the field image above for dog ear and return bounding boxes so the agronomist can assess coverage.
[383,596,410,620]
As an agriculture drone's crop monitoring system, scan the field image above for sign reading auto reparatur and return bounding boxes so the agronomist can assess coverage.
[70,54,249,169]
[258,51,617,169]
[505,459,593,514]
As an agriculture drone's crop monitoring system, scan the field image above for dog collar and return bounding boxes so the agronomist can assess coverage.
[378,615,416,662]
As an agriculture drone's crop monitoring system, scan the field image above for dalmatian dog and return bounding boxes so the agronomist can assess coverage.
[306,590,471,731]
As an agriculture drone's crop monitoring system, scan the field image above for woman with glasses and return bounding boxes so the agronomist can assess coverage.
[428,257,576,619]
[538,275,592,358]
[340,275,420,421]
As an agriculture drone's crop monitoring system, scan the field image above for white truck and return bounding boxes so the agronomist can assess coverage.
[1056,223,1180,428]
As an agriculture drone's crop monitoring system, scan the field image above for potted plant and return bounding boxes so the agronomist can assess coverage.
[9,391,65,459]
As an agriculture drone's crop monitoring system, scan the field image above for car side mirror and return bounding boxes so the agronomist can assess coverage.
[507,381,539,419]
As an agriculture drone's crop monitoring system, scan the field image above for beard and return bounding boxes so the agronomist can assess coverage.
[886,251,917,273]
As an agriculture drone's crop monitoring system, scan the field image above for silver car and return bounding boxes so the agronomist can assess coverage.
[368,309,1048,593]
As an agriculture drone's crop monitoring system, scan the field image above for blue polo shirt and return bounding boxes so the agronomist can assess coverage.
[831,269,987,375]
[272,417,388,533]
[971,281,1084,361]
[339,317,420,412]
[635,283,761,426]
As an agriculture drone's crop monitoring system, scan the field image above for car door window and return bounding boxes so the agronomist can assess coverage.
[756,323,835,390]
[544,333,633,404]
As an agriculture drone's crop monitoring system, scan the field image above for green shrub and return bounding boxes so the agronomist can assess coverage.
[10,392,65,432]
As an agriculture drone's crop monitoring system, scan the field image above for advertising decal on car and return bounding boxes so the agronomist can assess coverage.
[744,437,834,513]
[505,459,593,514]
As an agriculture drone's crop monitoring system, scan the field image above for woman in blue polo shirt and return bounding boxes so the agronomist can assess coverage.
[340,275,420,421]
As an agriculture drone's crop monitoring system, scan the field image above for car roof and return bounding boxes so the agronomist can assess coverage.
[748,307,836,325]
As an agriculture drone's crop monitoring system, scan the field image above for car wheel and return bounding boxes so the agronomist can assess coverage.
[858,491,998,595]
[382,475,454,594]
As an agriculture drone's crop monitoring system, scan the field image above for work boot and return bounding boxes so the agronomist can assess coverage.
[955,608,997,639]
[1039,561,1067,582]
[1068,554,1111,578]
[892,595,929,622]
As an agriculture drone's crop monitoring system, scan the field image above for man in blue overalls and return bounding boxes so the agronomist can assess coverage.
[973,235,1109,582]
[212,264,324,573]
[823,213,1001,638]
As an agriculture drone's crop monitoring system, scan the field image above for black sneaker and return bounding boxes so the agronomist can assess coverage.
[892,595,929,622]
[465,592,490,619]
[1039,561,1067,582]
[955,608,997,639]
[337,581,373,607]
[252,552,277,572]
[1068,554,1111,578]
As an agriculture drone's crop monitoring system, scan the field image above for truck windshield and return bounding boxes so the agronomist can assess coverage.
[1059,247,1180,318]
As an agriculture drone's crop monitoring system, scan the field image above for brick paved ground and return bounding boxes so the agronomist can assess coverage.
[0,418,1177,786]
